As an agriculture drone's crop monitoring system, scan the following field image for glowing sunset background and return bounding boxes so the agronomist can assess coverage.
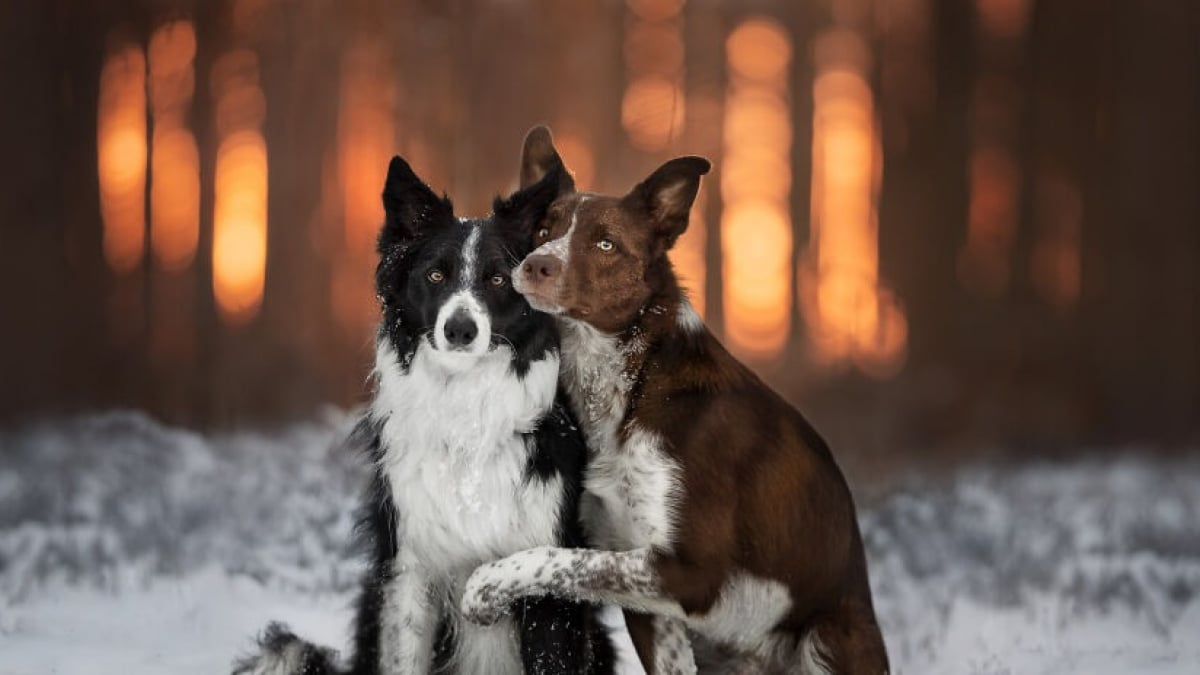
[2,3,1200,671]
[2,0,1197,461]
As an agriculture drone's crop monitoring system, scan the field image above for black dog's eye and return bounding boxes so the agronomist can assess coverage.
[490,274,507,287]
[427,269,445,283]
[536,227,550,239]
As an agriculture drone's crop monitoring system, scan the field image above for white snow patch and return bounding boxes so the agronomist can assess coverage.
[1,413,1198,674]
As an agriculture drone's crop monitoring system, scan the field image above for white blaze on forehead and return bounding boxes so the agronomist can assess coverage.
[427,223,492,365]
[511,196,591,314]
[460,220,482,288]
[528,194,590,264]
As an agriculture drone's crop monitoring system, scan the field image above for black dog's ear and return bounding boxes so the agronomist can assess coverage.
[519,125,575,193]
[379,156,452,252]
[624,156,710,252]
[493,160,572,251]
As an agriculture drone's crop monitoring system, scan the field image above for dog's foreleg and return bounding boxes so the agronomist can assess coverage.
[626,610,699,675]
[650,615,697,675]
[463,547,698,673]
[378,551,438,675]
[461,546,683,624]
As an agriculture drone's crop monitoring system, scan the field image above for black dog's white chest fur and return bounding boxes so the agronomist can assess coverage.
[370,341,566,675]
[373,341,563,570]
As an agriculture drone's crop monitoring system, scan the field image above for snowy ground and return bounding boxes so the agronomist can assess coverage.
[1,411,1198,674]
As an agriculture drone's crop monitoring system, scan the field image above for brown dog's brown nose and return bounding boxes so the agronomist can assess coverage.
[521,254,562,284]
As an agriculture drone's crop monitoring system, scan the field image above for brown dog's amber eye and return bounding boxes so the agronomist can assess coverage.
[427,269,444,283]
[596,239,614,252]
[536,227,550,239]
[490,274,506,287]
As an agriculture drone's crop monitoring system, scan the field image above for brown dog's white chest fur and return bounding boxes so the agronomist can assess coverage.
[559,318,683,552]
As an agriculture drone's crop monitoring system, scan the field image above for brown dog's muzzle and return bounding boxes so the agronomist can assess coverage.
[520,254,563,289]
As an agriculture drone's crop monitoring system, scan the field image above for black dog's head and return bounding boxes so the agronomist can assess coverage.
[374,156,567,375]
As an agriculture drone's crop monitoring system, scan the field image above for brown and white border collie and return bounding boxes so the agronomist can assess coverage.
[460,127,889,675]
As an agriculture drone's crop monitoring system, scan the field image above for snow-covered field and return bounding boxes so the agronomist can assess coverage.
[2,411,1198,674]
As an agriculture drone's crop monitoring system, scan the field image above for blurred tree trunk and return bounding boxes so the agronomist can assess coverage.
[1084,0,1200,442]
[999,0,1106,447]
[880,0,971,370]
[876,0,973,445]
[256,2,346,418]
[0,2,150,422]
[785,0,816,365]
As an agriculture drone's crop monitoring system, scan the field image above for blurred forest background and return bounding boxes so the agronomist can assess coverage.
[1,0,1196,470]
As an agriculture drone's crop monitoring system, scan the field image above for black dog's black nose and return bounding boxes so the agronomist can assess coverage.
[443,310,478,347]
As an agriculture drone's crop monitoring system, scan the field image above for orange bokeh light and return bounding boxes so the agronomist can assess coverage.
[212,50,266,138]
[334,41,395,338]
[976,0,1032,39]
[622,76,685,153]
[626,0,685,23]
[854,288,909,378]
[802,37,908,376]
[98,44,147,274]
[213,131,268,322]
[1031,170,1083,309]
[338,42,395,256]
[726,18,792,83]
[148,20,195,94]
[723,90,794,155]
[624,21,684,77]
[148,20,200,272]
[211,50,268,324]
[622,0,685,153]
[958,143,1019,295]
[722,202,792,355]
[150,128,200,271]
[721,16,793,360]
[553,131,596,191]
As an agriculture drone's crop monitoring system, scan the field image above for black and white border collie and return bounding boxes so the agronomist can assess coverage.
[233,156,613,675]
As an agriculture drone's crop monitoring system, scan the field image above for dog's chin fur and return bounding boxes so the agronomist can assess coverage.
[512,275,566,316]
[522,294,566,316]
[423,339,494,373]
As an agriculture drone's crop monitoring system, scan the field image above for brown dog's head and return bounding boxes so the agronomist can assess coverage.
[512,126,710,334]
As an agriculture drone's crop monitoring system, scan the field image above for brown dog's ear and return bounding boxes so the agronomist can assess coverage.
[625,156,711,251]
[519,125,574,193]
[493,160,572,253]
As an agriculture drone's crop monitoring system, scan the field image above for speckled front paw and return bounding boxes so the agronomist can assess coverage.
[461,560,518,625]
[461,546,564,625]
